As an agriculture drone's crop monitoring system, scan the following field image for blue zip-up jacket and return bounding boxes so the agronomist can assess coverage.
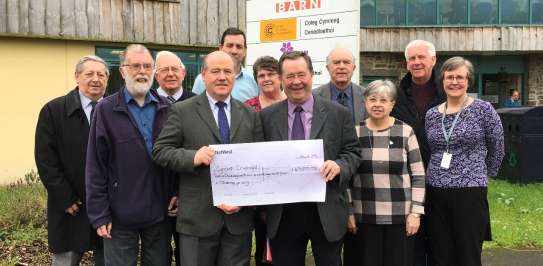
[86,88,174,230]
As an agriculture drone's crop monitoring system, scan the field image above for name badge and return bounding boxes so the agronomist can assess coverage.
[441,152,452,169]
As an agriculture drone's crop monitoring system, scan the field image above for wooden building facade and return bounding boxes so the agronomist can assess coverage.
[0,0,246,47]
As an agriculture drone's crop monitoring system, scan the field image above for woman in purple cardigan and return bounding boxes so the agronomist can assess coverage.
[424,56,504,266]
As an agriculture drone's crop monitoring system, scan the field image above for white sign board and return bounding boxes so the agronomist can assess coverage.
[210,140,326,206]
[246,0,360,87]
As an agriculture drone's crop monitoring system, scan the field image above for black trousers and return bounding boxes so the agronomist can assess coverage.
[270,203,342,266]
[426,187,491,266]
[344,223,414,266]
[254,211,272,266]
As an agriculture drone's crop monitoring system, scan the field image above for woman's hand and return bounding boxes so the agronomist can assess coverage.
[347,215,358,234]
[406,213,420,236]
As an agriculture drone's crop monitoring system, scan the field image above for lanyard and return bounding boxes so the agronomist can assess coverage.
[441,97,469,152]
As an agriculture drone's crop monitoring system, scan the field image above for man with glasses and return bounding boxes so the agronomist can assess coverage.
[86,44,176,265]
[155,50,196,104]
[392,40,446,266]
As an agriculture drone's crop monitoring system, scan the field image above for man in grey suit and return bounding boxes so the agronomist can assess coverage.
[313,47,365,124]
[152,51,263,266]
[260,51,361,266]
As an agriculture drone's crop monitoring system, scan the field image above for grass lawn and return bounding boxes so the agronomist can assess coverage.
[0,174,542,265]
[485,178,543,249]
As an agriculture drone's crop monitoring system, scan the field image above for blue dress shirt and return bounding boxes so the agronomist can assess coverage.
[123,88,158,156]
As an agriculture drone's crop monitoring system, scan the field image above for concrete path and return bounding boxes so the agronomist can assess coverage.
[483,248,543,266]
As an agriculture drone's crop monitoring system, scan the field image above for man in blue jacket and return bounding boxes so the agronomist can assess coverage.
[86,44,176,266]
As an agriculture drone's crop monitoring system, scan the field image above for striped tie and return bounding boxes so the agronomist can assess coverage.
[167,96,176,103]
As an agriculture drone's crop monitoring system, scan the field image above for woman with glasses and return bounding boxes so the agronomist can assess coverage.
[245,56,286,112]
[348,79,425,266]
[424,56,504,266]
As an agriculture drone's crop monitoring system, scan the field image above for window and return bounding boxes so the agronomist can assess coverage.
[440,0,468,24]
[360,0,542,26]
[361,0,376,26]
[376,0,405,26]
[534,0,543,23]
[501,0,529,24]
[408,0,437,25]
[470,0,498,24]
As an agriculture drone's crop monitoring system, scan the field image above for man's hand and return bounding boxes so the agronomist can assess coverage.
[347,214,358,234]
[64,202,80,216]
[193,146,215,166]
[217,203,241,215]
[168,196,178,217]
[97,223,112,239]
[320,160,341,182]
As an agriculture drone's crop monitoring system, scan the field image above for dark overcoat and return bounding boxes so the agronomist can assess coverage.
[35,88,101,253]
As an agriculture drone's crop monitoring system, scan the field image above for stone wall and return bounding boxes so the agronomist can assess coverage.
[527,55,543,106]
[359,53,406,81]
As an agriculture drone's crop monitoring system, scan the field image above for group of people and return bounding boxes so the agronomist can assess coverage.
[35,26,504,266]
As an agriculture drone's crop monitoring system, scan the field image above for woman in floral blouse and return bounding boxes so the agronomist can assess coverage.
[425,56,504,266]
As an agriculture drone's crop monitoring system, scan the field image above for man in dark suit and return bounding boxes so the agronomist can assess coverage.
[313,47,365,125]
[260,51,361,266]
[153,51,263,266]
[35,55,107,265]
[155,50,196,104]
[154,50,196,266]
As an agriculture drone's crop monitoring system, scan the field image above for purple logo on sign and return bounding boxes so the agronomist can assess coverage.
[280,42,294,53]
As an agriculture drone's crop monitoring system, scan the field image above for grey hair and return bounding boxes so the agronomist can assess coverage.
[119,44,154,65]
[75,55,109,76]
[155,50,185,69]
[440,56,475,87]
[404,40,436,60]
[326,47,355,65]
[364,79,398,101]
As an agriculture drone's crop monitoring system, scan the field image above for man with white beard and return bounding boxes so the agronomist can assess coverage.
[86,44,177,266]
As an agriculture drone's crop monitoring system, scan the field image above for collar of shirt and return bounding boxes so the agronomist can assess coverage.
[79,90,103,123]
[206,91,232,127]
[123,87,158,107]
[157,87,183,101]
[330,82,353,100]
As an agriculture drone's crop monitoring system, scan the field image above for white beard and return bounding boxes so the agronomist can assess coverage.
[125,75,153,97]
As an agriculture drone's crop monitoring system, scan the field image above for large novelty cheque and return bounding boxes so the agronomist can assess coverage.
[210,140,326,206]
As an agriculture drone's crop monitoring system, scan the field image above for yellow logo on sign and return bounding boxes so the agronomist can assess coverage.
[260,18,297,42]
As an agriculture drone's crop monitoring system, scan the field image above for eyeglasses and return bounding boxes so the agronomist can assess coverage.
[122,63,153,71]
[157,66,182,75]
[444,75,468,82]
[285,72,308,81]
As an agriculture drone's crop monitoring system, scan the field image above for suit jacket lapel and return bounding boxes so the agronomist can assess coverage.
[310,98,327,139]
[352,83,364,124]
[229,100,242,141]
[194,94,221,142]
[274,101,289,140]
[322,83,332,100]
